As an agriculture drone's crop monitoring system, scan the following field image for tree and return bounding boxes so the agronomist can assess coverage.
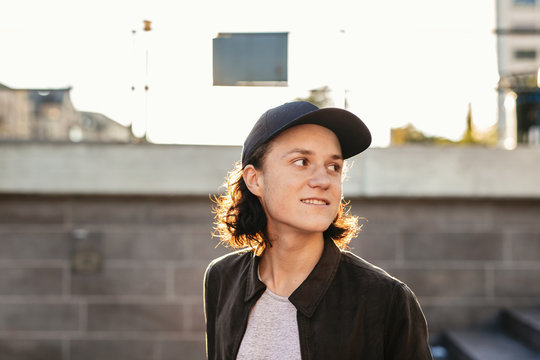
[295,86,333,108]
[457,103,497,146]
[391,103,497,147]
[460,103,475,144]
[390,124,454,145]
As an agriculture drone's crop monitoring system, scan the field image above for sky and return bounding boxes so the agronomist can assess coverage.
[0,0,499,147]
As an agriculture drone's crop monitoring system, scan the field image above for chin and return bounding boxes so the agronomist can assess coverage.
[302,221,334,234]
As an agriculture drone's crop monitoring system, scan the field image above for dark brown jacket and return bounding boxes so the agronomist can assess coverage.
[204,238,433,359]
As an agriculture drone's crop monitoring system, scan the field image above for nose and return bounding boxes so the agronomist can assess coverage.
[308,164,331,190]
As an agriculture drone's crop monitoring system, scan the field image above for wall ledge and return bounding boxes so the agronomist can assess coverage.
[1,143,539,198]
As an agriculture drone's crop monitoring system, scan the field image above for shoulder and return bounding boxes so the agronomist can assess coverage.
[204,249,253,284]
[336,250,405,293]
[206,248,253,271]
[338,250,422,307]
[339,250,398,282]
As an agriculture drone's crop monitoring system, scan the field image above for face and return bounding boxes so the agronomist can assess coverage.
[243,124,344,238]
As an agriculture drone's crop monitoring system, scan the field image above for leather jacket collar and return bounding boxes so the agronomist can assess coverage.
[244,237,341,318]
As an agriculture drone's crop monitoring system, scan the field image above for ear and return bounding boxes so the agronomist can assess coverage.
[242,164,263,197]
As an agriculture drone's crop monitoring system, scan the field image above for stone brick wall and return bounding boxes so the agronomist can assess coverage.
[1,194,539,359]
[350,197,540,335]
[0,195,228,360]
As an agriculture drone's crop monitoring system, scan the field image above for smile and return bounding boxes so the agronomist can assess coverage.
[301,199,329,205]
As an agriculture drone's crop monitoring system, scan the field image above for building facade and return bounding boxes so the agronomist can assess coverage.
[496,0,540,147]
[0,83,134,143]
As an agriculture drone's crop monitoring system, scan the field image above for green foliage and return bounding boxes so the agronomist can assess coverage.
[391,124,455,145]
[391,103,497,147]
[295,86,332,108]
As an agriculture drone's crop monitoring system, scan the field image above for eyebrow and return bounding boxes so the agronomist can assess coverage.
[281,148,343,160]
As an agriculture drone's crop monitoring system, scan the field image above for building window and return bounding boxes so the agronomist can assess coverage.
[514,49,537,60]
[513,0,536,5]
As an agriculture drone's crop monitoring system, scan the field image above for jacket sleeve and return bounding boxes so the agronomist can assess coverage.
[203,262,216,360]
[384,282,433,360]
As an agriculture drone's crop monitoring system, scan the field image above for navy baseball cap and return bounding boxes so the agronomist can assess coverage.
[241,101,371,167]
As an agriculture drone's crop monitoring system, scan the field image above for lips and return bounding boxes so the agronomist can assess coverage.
[301,198,329,205]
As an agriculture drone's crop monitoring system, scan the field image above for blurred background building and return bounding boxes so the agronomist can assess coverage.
[496,0,540,148]
[0,83,134,143]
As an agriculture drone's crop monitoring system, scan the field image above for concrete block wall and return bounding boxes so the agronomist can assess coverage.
[0,195,229,360]
[349,198,540,335]
[1,194,539,359]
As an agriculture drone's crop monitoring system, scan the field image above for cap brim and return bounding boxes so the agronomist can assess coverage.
[274,107,372,159]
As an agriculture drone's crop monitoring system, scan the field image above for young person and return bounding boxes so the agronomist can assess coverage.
[205,101,433,360]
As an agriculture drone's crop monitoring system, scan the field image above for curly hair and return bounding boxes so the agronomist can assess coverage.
[213,141,362,255]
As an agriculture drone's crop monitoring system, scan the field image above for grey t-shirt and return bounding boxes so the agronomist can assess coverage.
[236,288,301,360]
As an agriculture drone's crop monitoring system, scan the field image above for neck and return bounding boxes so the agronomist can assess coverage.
[258,231,325,297]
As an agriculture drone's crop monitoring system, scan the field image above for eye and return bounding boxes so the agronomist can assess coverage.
[328,163,341,172]
[293,158,307,167]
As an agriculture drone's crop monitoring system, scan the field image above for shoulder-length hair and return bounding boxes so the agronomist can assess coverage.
[213,141,362,255]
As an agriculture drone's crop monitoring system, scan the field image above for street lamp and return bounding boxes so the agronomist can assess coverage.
[130,20,152,142]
